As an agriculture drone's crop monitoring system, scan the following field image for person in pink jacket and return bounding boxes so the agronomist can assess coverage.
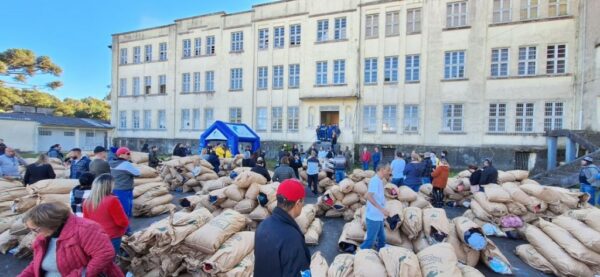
[19,202,123,277]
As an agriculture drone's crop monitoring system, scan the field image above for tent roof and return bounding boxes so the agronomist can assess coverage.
[200,120,259,142]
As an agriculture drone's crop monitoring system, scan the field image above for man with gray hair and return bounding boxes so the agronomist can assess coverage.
[0,147,27,181]
[580,156,600,205]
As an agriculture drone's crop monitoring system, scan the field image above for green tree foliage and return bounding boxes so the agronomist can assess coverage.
[0,48,63,89]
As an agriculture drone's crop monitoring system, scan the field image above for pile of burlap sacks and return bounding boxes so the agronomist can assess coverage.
[515,208,600,276]
[337,206,513,275]
[159,156,221,192]
[311,242,487,277]
[20,157,70,179]
[133,163,176,217]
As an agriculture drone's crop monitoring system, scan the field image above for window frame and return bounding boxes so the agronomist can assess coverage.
[317,20,329,42]
[384,56,399,83]
[272,65,284,89]
[231,31,244,52]
[385,11,400,37]
[193,72,201,92]
[493,0,512,23]
[405,55,420,82]
[119,78,127,96]
[442,104,464,132]
[143,110,152,129]
[403,105,419,133]
[364,58,378,85]
[192,108,201,130]
[271,107,283,132]
[257,67,268,90]
[334,17,347,40]
[515,102,535,133]
[182,39,191,58]
[159,75,166,94]
[133,46,141,64]
[365,14,380,38]
[181,73,190,93]
[446,1,468,28]
[488,103,507,132]
[548,0,568,17]
[256,107,268,131]
[230,68,243,90]
[289,64,300,88]
[544,102,563,131]
[229,107,242,124]
[491,48,510,77]
[204,108,214,129]
[406,8,422,34]
[362,105,377,133]
[333,59,346,85]
[159,42,168,61]
[290,24,301,46]
[288,106,300,132]
[518,46,537,76]
[546,44,567,75]
[132,77,140,96]
[194,38,202,56]
[144,76,152,94]
[274,26,285,48]
[119,48,127,65]
[181,109,190,130]
[258,28,269,50]
[444,50,466,79]
[316,61,328,85]
[119,111,127,129]
[205,71,215,92]
[206,36,216,55]
[144,44,152,62]
[382,105,397,133]
[158,110,166,129]
[520,0,539,20]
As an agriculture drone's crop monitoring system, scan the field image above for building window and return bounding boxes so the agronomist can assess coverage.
[143,110,151,129]
[288,106,299,132]
[39,129,52,136]
[256,107,267,131]
[364,58,378,85]
[132,111,140,129]
[181,109,190,129]
[363,106,377,133]
[404,105,419,132]
[491,48,509,77]
[405,55,420,82]
[182,39,191,58]
[144,44,152,62]
[85,132,95,138]
[194,38,202,56]
[230,68,243,90]
[407,8,421,34]
[64,131,75,137]
[206,36,216,55]
[443,104,464,132]
[515,103,534,132]
[548,0,567,17]
[258,28,269,49]
[257,67,268,90]
[229,107,242,123]
[493,0,512,23]
[181,73,190,93]
[193,72,201,92]
[385,11,400,36]
[316,61,328,85]
[273,65,284,89]
[365,14,379,38]
[231,31,244,52]
[274,27,285,48]
[444,51,466,79]
[333,60,346,84]
[547,44,567,74]
[520,0,538,20]
[317,20,329,42]
[205,71,215,91]
[119,78,127,96]
[159,42,167,61]
[544,102,563,131]
[289,64,300,88]
[158,110,166,129]
[192,109,201,130]
[488,103,507,132]
[272,107,283,132]
[133,46,141,64]
[382,105,397,133]
[384,56,398,83]
[144,76,151,94]
[447,1,468,28]
[119,111,127,129]
[518,46,536,76]
[132,77,140,96]
[119,48,127,65]
[204,108,214,129]
[290,24,301,46]
[334,17,347,40]
[159,75,166,94]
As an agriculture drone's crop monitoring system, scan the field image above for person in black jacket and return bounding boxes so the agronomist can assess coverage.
[172,143,187,157]
[207,150,220,173]
[23,154,56,185]
[468,164,483,192]
[251,157,271,183]
[479,159,498,185]
[421,153,434,184]
[254,179,310,277]
[289,154,302,179]
[148,146,160,168]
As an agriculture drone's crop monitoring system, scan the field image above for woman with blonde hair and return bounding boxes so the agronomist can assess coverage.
[23,153,55,185]
[83,174,129,255]
[403,151,425,192]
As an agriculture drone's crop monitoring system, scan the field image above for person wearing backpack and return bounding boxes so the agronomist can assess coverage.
[580,156,600,205]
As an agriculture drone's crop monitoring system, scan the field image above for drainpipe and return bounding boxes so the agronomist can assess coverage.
[354,0,364,151]
[578,0,587,130]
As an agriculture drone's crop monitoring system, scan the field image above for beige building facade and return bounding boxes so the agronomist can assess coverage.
[111,0,600,169]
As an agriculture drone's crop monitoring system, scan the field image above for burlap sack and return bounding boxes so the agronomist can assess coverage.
[457,170,472,178]
[233,199,257,214]
[259,183,278,203]
[384,200,404,230]
[217,252,254,277]
[184,209,247,254]
[398,233,413,251]
[134,164,158,178]
[342,209,354,221]
[480,238,512,274]
[538,218,600,266]
[166,208,213,246]
[397,186,418,202]
[524,224,593,277]
[338,179,355,194]
[0,187,27,202]
[506,170,529,181]
[409,197,431,209]
[505,202,527,216]
[565,208,600,233]
[444,186,463,201]
[130,151,149,164]
[325,208,344,218]
[447,222,479,267]
[497,171,516,184]
[353,181,368,196]
[13,231,35,259]
[468,199,493,223]
[422,208,450,244]
[384,183,399,199]
[473,192,507,217]
[0,180,23,191]
[319,178,334,189]
[547,186,582,208]
[145,203,175,217]
[417,243,461,277]
[234,171,267,189]
[28,179,79,194]
[458,264,485,277]
[295,204,317,234]
[452,217,485,249]
[134,182,165,197]
[514,244,558,275]
[385,226,402,246]
[354,249,387,277]
[0,230,18,254]
[345,220,366,242]
[201,177,230,193]
[39,194,71,205]
[328,253,354,277]
[341,193,359,206]
[9,217,28,236]
[305,218,323,245]
[248,205,269,221]
[411,232,430,253]
[245,183,261,200]
[553,215,600,252]
[547,202,568,214]
[224,185,246,202]
[220,199,238,209]
[198,172,220,182]
[483,185,511,203]
[134,193,173,211]
[378,245,421,277]
[401,207,422,240]
[135,185,169,200]
[310,251,329,277]
[201,231,254,274]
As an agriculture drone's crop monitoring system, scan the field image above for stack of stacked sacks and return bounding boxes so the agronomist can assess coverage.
[295,204,324,246]
[129,151,149,165]
[122,208,254,276]
[132,163,176,217]
[515,208,600,276]
[216,155,245,177]
[159,156,220,192]
[337,207,513,275]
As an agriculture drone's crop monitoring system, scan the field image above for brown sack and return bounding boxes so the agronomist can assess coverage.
[134,176,165,186]
[28,179,79,194]
[0,230,19,254]
[497,171,516,184]
[233,198,257,214]
[565,208,600,233]
[480,238,512,275]
[422,208,450,244]
[311,251,329,277]
[167,208,213,246]
[506,170,529,181]
[354,249,387,277]
[345,220,366,242]
[514,244,559,275]
[397,186,418,202]
[202,177,233,193]
[447,222,479,267]
[505,202,527,216]
[353,181,368,196]
[184,209,247,254]
[130,151,149,164]
[385,226,402,246]
[553,215,600,253]
[224,185,246,202]
[338,179,355,194]
[483,185,511,203]
[341,193,359,206]
[202,231,254,274]
[384,183,399,199]
[134,164,159,178]
[401,207,422,240]
[525,224,593,277]
[458,264,485,277]
[338,224,359,253]
[399,233,414,251]
[473,192,507,218]
[0,187,28,202]
[295,204,317,234]
[244,183,261,200]
[409,196,431,209]
[198,172,220,181]
[39,194,71,205]
[234,171,267,189]
[417,243,462,277]
[305,218,323,245]
[133,182,166,197]
[411,232,430,253]
[384,200,404,231]
[419,184,433,195]
[378,245,422,277]
[327,254,354,277]
[538,218,600,266]
[217,252,254,277]
[248,205,269,221]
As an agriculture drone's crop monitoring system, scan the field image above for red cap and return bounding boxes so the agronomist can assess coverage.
[276,179,305,202]
[116,147,131,156]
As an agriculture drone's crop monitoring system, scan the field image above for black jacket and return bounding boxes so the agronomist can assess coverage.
[479,166,498,185]
[149,151,160,168]
[173,147,187,157]
[469,169,482,186]
[207,153,220,173]
[242,158,256,168]
[251,165,271,182]
[421,158,434,178]
[23,164,55,185]
[254,207,310,277]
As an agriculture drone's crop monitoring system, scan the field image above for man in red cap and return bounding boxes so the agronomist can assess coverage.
[108,147,140,233]
[254,179,310,277]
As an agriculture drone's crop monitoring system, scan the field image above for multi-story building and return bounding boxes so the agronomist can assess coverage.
[111,0,600,172]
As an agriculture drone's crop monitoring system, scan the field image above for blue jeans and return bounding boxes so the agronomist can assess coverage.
[361,219,386,251]
[581,184,597,206]
[335,170,346,183]
[362,162,369,170]
[112,189,133,233]
[391,178,404,187]
[373,161,380,171]
[111,237,122,256]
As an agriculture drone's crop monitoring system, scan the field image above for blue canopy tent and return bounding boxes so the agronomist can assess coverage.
[199,120,261,155]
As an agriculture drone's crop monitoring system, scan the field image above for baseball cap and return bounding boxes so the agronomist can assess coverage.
[93,146,106,154]
[276,179,305,202]
[116,147,131,156]
[583,156,594,163]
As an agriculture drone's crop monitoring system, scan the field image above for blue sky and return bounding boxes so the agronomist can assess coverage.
[0,0,272,100]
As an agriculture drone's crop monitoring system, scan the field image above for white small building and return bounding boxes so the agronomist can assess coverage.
[0,106,113,153]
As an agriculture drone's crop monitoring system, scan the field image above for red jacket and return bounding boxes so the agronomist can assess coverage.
[431,164,450,189]
[18,215,124,277]
[361,151,371,163]
[83,195,129,239]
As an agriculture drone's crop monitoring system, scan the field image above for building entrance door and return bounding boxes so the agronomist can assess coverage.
[320,111,339,126]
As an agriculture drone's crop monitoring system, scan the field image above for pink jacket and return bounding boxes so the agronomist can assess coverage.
[18,215,124,277]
